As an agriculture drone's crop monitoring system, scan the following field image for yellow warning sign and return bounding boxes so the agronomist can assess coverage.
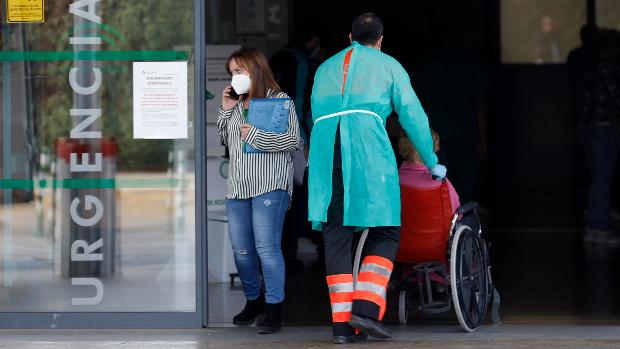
[7,0,45,23]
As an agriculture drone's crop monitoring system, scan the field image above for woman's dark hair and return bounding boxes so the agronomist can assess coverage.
[225,48,281,100]
[351,12,383,46]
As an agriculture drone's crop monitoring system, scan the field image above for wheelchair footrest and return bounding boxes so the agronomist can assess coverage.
[419,300,451,314]
[413,261,452,315]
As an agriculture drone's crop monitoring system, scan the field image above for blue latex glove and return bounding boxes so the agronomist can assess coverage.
[430,164,447,181]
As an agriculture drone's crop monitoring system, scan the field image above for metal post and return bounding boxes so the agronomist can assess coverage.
[587,0,596,26]
[174,148,191,285]
[196,0,208,328]
[2,24,14,288]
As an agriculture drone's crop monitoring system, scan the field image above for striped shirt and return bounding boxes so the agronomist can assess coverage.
[217,90,300,199]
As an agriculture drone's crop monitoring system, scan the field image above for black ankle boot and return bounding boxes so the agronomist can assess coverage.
[257,302,282,334]
[348,314,392,339]
[333,323,368,344]
[333,331,368,345]
[233,294,264,325]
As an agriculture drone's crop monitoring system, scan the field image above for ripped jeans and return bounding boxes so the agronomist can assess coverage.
[225,190,290,303]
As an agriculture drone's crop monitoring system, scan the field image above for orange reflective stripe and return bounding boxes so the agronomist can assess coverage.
[330,292,354,304]
[362,256,394,271]
[354,290,387,320]
[327,274,353,285]
[332,311,352,323]
[341,49,353,95]
[329,270,353,320]
[357,271,389,287]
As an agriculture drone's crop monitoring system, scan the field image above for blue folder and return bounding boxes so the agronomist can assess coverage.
[244,98,291,153]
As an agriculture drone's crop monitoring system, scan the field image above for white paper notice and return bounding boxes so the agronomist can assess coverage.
[133,62,188,139]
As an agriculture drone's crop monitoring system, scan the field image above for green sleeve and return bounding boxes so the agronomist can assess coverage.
[391,63,438,168]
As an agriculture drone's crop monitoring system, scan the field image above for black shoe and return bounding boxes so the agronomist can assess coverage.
[232,294,264,326]
[348,314,392,339]
[258,302,282,334]
[333,331,368,344]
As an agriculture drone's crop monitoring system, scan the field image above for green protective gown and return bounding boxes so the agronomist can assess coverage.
[308,41,438,230]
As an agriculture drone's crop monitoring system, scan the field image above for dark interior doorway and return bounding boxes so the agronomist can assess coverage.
[207,0,620,326]
[286,0,620,324]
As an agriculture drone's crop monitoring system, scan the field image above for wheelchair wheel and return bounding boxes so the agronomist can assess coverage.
[450,224,489,332]
[398,289,409,325]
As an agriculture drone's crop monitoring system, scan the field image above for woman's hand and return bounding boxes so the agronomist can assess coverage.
[240,124,251,140]
[222,85,240,111]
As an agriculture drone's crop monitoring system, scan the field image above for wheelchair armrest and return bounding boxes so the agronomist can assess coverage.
[456,201,479,215]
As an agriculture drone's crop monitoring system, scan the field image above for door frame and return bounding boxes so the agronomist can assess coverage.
[0,0,207,329]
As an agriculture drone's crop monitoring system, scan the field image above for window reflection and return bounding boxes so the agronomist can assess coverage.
[501,0,586,64]
[597,0,620,32]
[0,0,196,312]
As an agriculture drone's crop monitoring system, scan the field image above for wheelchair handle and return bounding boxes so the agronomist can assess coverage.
[456,201,479,215]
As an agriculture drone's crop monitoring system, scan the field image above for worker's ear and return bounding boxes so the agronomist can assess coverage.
[376,35,384,50]
[349,33,353,44]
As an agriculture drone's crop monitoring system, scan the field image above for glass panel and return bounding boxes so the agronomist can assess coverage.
[0,0,196,312]
[597,0,620,31]
[501,0,586,64]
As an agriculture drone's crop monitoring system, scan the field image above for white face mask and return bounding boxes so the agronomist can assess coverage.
[231,74,251,95]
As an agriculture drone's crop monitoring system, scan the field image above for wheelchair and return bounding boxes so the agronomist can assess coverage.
[393,181,501,332]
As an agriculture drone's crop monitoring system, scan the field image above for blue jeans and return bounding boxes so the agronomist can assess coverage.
[579,125,619,229]
[226,190,289,304]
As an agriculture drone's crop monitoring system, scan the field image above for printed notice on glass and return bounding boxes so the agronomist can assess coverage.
[7,0,45,23]
[133,62,188,139]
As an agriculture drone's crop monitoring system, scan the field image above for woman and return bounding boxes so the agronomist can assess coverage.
[217,48,300,334]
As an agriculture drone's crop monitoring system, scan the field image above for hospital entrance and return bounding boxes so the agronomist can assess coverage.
[205,0,620,327]
[0,0,619,330]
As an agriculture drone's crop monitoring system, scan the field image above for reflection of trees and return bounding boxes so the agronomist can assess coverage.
[27,1,193,171]
[27,0,73,161]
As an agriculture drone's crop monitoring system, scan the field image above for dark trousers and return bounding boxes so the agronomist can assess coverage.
[323,167,400,336]
[578,125,619,229]
[282,173,309,268]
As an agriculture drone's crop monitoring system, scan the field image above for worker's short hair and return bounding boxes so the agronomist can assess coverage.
[351,12,383,46]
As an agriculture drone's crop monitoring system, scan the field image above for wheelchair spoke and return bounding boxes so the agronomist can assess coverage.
[461,237,481,283]
[461,236,474,275]
[469,289,482,320]
[461,271,481,286]
[473,248,487,321]
[461,274,472,310]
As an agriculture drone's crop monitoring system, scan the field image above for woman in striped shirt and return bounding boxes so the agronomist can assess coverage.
[217,48,300,334]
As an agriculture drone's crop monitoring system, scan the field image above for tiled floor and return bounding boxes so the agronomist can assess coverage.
[2,326,620,348]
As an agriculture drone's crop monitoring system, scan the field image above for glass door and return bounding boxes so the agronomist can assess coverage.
[0,0,205,328]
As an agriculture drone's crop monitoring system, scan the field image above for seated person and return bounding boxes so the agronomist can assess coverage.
[398,129,460,215]
[397,128,461,266]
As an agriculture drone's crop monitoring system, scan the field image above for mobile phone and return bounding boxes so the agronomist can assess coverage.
[229,88,240,100]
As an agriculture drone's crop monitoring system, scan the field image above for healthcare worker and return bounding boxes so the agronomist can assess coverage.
[308,13,447,343]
